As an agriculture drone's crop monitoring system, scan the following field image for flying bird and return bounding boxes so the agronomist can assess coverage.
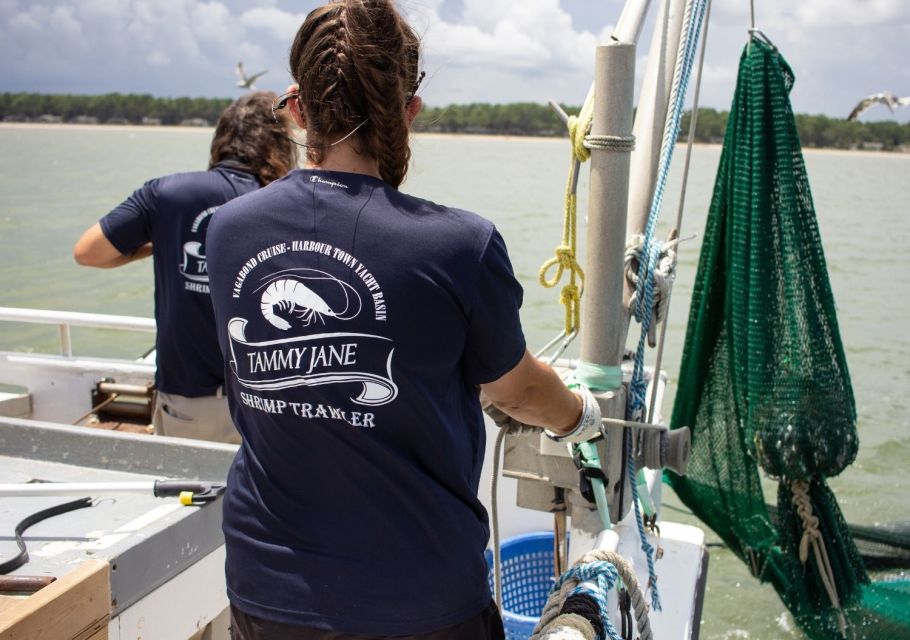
[846,91,910,121]
[235,62,268,90]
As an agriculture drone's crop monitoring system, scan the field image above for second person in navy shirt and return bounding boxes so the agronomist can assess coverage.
[74,92,298,443]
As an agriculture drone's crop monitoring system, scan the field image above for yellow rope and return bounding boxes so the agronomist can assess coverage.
[538,87,595,335]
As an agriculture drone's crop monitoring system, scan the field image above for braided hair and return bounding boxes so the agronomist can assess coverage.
[289,0,421,188]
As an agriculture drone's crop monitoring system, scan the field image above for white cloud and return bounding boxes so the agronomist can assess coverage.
[240,7,308,42]
[8,10,41,33]
[791,0,907,28]
[415,0,604,74]
[47,4,82,38]
[0,0,302,95]
[0,0,905,121]
[701,64,737,86]
[147,50,170,67]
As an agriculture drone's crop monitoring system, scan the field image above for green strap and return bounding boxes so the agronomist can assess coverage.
[574,442,612,531]
[574,361,623,393]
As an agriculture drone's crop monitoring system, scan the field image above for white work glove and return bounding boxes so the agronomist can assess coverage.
[480,393,539,435]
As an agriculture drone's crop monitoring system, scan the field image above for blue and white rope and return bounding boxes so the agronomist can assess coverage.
[627,0,709,612]
[553,561,622,640]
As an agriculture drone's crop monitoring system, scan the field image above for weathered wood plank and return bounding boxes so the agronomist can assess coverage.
[0,560,110,640]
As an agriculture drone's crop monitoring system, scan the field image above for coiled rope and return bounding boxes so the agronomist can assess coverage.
[531,549,653,640]
[534,614,597,640]
[625,0,710,612]
[585,135,636,153]
[625,232,680,347]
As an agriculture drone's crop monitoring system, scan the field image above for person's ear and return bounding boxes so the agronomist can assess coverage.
[287,84,306,129]
[290,99,306,130]
[405,96,422,127]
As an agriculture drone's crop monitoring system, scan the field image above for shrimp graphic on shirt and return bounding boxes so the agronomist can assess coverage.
[257,270,362,330]
[227,265,396,407]
[180,206,219,289]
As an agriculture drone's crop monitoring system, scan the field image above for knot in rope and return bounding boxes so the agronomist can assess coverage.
[558,280,581,300]
[539,236,585,335]
[540,244,584,286]
[550,561,620,640]
[553,243,578,269]
[532,550,653,640]
[625,234,679,330]
[556,560,620,596]
[567,115,592,163]
[790,479,848,637]
[790,480,821,563]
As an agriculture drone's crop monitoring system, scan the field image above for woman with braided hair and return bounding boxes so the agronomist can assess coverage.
[205,2,595,638]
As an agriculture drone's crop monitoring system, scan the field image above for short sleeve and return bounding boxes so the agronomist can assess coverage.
[462,229,527,385]
[98,179,158,255]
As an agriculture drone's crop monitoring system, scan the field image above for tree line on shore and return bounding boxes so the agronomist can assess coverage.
[2,92,908,151]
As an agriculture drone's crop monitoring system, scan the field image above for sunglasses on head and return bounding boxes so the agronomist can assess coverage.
[406,71,426,102]
[272,69,424,124]
[271,91,299,123]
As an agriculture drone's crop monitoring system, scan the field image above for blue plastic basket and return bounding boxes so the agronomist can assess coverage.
[486,532,555,640]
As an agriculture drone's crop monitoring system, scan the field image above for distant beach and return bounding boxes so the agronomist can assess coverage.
[1,122,906,159]
[0,121,211,134]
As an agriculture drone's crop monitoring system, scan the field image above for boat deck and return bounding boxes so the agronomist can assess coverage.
[0,418,237,638]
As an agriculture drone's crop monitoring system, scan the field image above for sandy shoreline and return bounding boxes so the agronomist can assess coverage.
[1,121,905,158]
[0,121,212,134]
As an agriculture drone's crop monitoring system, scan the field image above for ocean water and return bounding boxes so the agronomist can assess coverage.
[0,125,908,638]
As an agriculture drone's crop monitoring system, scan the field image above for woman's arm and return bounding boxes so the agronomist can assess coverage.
[73,223,152,268]
[480,349,583,436]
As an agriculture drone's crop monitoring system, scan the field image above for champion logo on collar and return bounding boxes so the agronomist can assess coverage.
[310,175,349,189]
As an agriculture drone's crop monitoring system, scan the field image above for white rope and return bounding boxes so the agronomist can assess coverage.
[491,426,508,611]
[584,134,636,152]
[534,613,597,640]
[625,233,680,347]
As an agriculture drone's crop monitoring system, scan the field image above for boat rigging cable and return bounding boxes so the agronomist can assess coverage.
[623,0,709,612]
[643,0,713,427]
[489,0,713,621]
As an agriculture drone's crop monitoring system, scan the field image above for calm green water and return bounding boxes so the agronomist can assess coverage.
[1,126,908,638]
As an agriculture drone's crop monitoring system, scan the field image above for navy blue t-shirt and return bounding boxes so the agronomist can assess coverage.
[206,169,526,634]
[100,164,260,396]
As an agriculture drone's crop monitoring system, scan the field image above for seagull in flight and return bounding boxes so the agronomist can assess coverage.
[847,91,910,121]
[235,62,268,90]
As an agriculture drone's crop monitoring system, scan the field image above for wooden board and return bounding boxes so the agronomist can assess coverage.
[0,560,110,640]
[0,597,22,618]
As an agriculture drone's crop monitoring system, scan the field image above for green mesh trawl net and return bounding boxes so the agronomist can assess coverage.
[667,37,909,638]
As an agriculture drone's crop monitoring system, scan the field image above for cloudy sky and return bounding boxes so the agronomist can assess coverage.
[1,0,908,122]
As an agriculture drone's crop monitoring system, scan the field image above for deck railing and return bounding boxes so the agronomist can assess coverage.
[0,307,155,357]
